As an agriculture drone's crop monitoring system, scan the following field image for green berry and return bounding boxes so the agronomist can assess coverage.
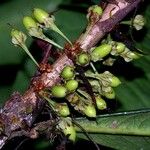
[56,103,70,117]
[76,52,90,66]
[61,66,75,80]
[23,16,38,30]
[110,76,121,87]
[96,96,107,110]
[104,88,115,99]
[91,5,103,16]
[63,125,76,142]
[33,8,49,23]
[65,79,78,92]
[116,42,125,53]
[51,85,67,98]
[83,104,96,117]
[91,44,112,61]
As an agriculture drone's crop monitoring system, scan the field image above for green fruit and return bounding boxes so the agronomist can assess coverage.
[23,16,38,30]
[33,8,49,23]
[104,88,115,99]
[110,76,121,87]
[56,103,70,117]
[61,66,75,80]
[116,42,125,53]
[83,104,96,117]
[63,125,76,142]
[96,96,107,110]
[77,52,90,66]
[91,5,103,16]
[91,44,112,61]
[51,85,67,98]
[65,80,78,92]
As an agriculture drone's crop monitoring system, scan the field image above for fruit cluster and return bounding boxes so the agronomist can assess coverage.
[10,6,142,142]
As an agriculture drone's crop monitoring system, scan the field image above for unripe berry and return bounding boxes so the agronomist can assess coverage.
[63,125,76,142]
[91,44,112,61]
[65,79,78,92]
[51,85,67,98]
[61,66,75,80]
[104,88,115,99]
[23,16,38,30]
[116,42,125,53]
[96,96,107,110]
[91,5,103,16]
[56,103,70,117]
[110,76,121,87]
[33,8,49,23]
[76,52,90,66]
[83,104,96,118]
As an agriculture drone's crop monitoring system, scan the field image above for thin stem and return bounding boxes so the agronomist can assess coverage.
[50,24,73,46]
[41,36,63,50]
[21,44,39,67]
[90,62,98,74]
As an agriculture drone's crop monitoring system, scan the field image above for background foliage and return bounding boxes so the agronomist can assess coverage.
[0,0,150,149]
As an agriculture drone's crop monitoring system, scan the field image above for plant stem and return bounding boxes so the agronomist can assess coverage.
[90,62,98,74]
[21,44,39,67]
[50,24,73,46]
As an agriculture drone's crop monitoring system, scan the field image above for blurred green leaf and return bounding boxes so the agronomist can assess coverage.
[76,110,150,150]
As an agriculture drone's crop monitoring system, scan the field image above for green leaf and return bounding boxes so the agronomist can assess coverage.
[76,110,150,150]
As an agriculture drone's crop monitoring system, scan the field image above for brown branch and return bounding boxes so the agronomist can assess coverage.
[0,0,142,149]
